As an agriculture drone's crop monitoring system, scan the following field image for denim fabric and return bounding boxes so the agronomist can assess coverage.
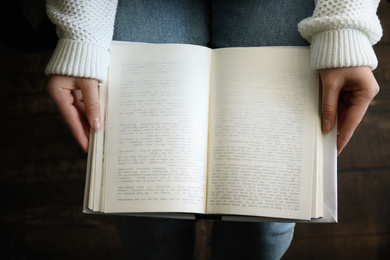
[116,216,295,260]
[211,221,295,260]
[116,216,196,260]
[211,0,314,47]
[113,0,314,47]
[113,0,211,46]
[113,1,313,259]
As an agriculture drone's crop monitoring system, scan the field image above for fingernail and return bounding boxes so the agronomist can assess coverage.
[92,117,101,130]
[323,119,331,133]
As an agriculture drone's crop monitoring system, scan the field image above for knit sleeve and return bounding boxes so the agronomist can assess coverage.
[298,0,383,70]
[45,0,118,82]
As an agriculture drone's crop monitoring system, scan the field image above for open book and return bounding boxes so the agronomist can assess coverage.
[84,42,338,222]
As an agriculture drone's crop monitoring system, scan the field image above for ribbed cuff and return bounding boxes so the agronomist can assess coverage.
[310,29,378,71]
[45,39,110,82]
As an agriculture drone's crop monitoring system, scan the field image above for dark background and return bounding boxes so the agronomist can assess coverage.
[1,1,389,259]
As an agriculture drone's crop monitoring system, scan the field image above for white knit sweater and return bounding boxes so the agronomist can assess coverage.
[299,0,382,71]
[45,0,383,82]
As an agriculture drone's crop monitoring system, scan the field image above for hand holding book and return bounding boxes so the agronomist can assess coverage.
[46,75,101,152]
[83,43,337,221]
[46,55,378,157]
[319,67,379,155]
[47,44,378,219]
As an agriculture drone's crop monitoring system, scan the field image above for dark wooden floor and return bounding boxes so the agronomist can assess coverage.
[1,1,389,259]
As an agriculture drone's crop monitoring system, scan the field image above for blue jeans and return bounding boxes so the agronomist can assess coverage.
[113,0,313,47]
[113,0,314,259]
[116,216,296,260]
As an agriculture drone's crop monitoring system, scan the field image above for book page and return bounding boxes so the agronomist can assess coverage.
[311,121,324,218]
[85,81,109,212]
[104,43,212,213]
[207,47,319,220]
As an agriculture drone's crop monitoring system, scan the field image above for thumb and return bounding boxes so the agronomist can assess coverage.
[77,78,101,131]
[320,71,341,133]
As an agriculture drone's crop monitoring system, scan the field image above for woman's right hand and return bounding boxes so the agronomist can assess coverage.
[46,75,101,153]
[319,67,379,155]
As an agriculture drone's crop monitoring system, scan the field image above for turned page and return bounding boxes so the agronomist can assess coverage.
[103,43,212,213]
[207,47,319,220]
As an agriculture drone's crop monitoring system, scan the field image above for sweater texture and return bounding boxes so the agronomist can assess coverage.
[45,0,383,82]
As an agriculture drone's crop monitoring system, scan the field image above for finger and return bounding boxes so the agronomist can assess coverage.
[77,78,101,131]
[72,89,85,114]
[336,76,379,154]
[72,89,91,139]
[337,101,370,154]
[62,104,90,153]
[320,70,342,133]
